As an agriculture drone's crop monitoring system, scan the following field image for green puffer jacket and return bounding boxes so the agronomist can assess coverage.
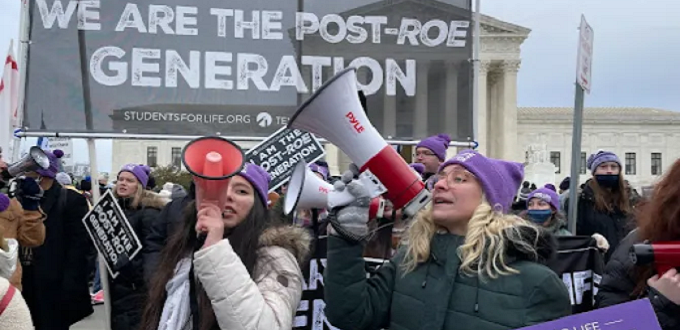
[325,226,571,330]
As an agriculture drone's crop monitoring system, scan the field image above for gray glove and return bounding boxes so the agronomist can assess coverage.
[328,167,371,242]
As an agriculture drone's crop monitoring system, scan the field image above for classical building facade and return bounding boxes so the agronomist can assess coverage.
[109,12,680,191]
[111,13,531,174]
[518,107,680,189]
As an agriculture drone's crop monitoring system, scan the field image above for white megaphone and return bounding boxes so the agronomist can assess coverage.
[287,67,431,217]
[284,161,387,219]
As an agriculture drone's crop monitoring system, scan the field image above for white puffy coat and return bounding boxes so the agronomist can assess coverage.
[193,225,311,330]
[0,277,33,330]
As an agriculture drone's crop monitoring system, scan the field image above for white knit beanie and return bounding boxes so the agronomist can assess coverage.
[55,172,72,186]
[0,278,34,330]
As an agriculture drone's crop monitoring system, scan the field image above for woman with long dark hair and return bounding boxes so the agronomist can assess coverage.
[139,163,311,330]
[567,150,638,261]
[596,158,680,330]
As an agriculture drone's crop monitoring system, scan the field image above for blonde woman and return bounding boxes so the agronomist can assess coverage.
[109,164,169,330]
[324,150,571,330]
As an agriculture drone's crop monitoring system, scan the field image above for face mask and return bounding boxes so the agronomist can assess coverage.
[527,209,552,224]
[595,174,619,188]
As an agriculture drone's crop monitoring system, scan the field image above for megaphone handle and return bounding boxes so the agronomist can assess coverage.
[327,176,386,210]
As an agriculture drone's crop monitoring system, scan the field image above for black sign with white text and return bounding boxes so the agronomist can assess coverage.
[295,236,386,330]
[81,190,142,279]
[548,236,605,314]
[246,126,325,192]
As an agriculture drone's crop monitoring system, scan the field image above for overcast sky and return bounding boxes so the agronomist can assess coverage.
[2,0,679,173]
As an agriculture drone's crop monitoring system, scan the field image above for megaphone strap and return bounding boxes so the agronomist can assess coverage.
[328,213,393,245]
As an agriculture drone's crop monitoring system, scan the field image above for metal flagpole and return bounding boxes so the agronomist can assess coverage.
[75,0,111,328]
[11,0,31,163]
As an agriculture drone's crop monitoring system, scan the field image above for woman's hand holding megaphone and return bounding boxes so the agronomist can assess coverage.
[327,167,372,242]
[196,202,224,249]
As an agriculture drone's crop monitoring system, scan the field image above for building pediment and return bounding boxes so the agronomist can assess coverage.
[480,14,531,37]
[335,0,530,38]
[340,0,470,19]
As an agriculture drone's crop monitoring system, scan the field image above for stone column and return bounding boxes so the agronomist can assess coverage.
[444,61,458,138]
[414,61,430,139]
[487,66,502,158]
[383,93,397,138]
[324,144,341,176]
[499,60,521,162]
[475,60,491,155]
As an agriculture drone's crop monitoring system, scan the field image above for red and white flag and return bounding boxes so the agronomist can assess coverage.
[0,40,19,159]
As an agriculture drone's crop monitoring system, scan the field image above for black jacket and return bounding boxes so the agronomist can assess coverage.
[109,190,168,330]
[566,180,635,261]
[147,193,192,248]
[596,230,680,330]
[21,182,95,329]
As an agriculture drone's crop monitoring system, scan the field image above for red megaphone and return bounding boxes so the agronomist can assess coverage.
[182,137,245,211]
[632,242,680,275]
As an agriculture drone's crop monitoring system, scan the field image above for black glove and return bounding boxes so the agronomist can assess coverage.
[17,177,43,211]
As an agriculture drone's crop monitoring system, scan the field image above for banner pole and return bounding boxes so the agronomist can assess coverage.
[76,0,111,327]
[471,0,481,144]
[15,131,478,148]
[87,139,112,330]
[567,83,585,234]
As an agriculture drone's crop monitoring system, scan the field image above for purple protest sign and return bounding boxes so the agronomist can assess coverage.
[515,299,661,330]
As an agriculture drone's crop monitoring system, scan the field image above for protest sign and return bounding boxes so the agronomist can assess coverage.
[81,190,142,279]
[246,126,324,192]
[24,0,473,140]
[47,137,74,168]
[515,298,662,330]
[548,236,605,314]
[294,236,386,330]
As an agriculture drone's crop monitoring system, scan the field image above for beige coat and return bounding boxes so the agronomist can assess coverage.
[0,199,45,290]
[194,225,311,330]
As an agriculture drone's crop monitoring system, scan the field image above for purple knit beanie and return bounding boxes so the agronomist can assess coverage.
[118,164,151,188]
[416,134,452,161]
[587,150,621,174]
[0,194,9,212]
[36,149,64,179]
[409,163,425,176]
[309,163,329,181]
[438,150,524,213]
[526,184,560,211]
[239,163,271,207]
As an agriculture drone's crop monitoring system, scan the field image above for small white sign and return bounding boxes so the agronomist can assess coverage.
[576,15,594,93]
[47,137,74,168]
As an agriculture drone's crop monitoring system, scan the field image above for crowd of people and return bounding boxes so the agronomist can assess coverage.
[0,131,677,330]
